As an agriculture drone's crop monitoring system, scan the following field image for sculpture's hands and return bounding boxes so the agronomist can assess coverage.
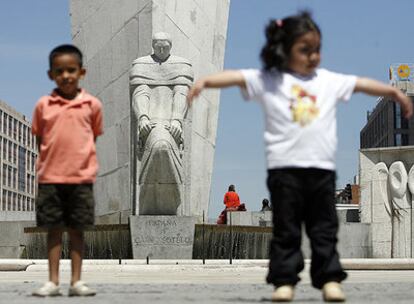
[139,116,154,138]
[167,120,182,143]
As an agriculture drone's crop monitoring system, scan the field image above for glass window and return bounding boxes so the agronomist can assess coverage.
[23,126,27,145]
[12,193,17,211]
[7,166,11,187]
[2,164,6,186]
[13,143,17,163]
[2,138,6,159]
[7,191,11,211]
[18,147,26,191]
[8,116,12,137]
[3,113,7,135]
[8,141,12,162]
[395,133,402,146]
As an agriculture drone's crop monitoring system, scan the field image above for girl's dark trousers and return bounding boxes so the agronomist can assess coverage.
[266,168,347,289]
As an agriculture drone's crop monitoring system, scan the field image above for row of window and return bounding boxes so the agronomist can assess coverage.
[2,164,36,194]
[0,137,36,171]
[0,190,35,212]
[0,110,36,149]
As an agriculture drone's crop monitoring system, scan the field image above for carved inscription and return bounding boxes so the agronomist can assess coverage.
[133,219,192,246]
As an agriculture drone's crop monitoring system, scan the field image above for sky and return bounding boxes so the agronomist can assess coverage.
[1,1,414,219]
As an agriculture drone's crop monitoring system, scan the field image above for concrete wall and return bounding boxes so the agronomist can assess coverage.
[70,0,230,223]
[0,221,35,258]
[0,211,35,221]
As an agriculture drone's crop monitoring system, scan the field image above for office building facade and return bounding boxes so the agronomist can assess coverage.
[0,100,37,212]
[360,64,414,149]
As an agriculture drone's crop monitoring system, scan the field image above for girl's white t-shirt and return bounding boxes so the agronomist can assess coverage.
[240,68,357,171]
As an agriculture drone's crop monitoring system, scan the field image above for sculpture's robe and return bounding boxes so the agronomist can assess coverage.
[130,55,193,215]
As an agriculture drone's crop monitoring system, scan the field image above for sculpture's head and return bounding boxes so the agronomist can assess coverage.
[152,32,172,62]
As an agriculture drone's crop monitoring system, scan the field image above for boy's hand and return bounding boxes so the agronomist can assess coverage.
[187,79,206,106]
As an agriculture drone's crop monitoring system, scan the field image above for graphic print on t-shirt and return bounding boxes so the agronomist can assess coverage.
[290,85,319,127]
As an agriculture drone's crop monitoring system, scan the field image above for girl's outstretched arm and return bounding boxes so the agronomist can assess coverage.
[354,77,413,119]
[187,70,246,105]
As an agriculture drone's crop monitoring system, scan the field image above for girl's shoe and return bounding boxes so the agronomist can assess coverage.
[322,282,346,302]
[32,281,62,297]
[68,281,96,297]
[271,285,294,302]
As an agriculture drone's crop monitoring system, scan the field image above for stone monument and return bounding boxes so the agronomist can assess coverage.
[360,147,414,258]
[129,32,196,258]
[69,0,230,225]
[69,0,230,258]
[130,32,193,216]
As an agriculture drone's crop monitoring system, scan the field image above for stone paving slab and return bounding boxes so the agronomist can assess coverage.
[0,282,413,303]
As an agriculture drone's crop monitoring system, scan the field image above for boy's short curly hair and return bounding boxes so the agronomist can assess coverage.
[260,11,321,72]
[49,44,83,69]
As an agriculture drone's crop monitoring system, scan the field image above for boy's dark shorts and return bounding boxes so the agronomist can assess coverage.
[36,184,95,230]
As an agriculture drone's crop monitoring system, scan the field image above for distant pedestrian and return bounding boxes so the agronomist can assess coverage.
[261,199,272,211]
[187,11,412,302]
[32,45,103,297]
[223,184,241,210]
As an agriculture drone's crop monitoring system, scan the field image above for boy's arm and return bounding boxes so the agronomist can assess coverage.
[354,77,413,119]
[187,70,246,105]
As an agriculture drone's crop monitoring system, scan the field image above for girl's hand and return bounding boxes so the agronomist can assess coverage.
[355,77,413,119]
[187,79,206,106]
[396,91,413,119]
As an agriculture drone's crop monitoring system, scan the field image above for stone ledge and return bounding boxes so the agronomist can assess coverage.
[2,258,414,271]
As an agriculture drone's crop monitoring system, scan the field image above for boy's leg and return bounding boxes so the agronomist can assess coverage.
[48,228,63,285]
[68,228,84,285]
[65,184,96,296]
[304,169,347,289]
[266,169,305,287]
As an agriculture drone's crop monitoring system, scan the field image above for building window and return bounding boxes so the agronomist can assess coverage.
[31,153,36,171]
[8,141,12,162]
[2,138,6,159]
[8,116,12,137]
[7,166,11,187]
[13,143,17,164]
[7,191,11,211]
[3,113,7,136]
[12,192,17,211]
[18,147,26,191]
[2,190,6,211]
[395,133,402,146]
[2,164,6,186]
[23,126,27,145]
[0,110,2,133]
[402,134,409,146]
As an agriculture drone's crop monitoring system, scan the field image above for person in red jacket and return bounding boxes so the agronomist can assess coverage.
[223,184,240,210]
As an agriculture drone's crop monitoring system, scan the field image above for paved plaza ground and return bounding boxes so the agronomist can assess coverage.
[0,260,413,303]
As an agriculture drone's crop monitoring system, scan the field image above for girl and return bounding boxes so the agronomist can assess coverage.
[187,11,412,302]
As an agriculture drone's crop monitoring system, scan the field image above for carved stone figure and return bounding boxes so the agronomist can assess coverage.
[371,162,392,257]
[130,32,194,215]
[388,161,411,257]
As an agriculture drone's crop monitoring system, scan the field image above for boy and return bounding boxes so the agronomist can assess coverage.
[32,44,103,297]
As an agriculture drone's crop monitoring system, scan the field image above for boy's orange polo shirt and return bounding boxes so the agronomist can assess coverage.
[32,89,103,184]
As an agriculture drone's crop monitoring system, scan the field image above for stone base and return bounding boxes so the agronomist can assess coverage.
[129,215,197,259]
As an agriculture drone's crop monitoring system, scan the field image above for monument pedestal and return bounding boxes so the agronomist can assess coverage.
[129,216,197,259]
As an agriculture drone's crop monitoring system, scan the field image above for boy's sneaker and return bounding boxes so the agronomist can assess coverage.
[271,285,294,302]
[322,282,346,302]
[68,281,96,297]
[32,281,62,297]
